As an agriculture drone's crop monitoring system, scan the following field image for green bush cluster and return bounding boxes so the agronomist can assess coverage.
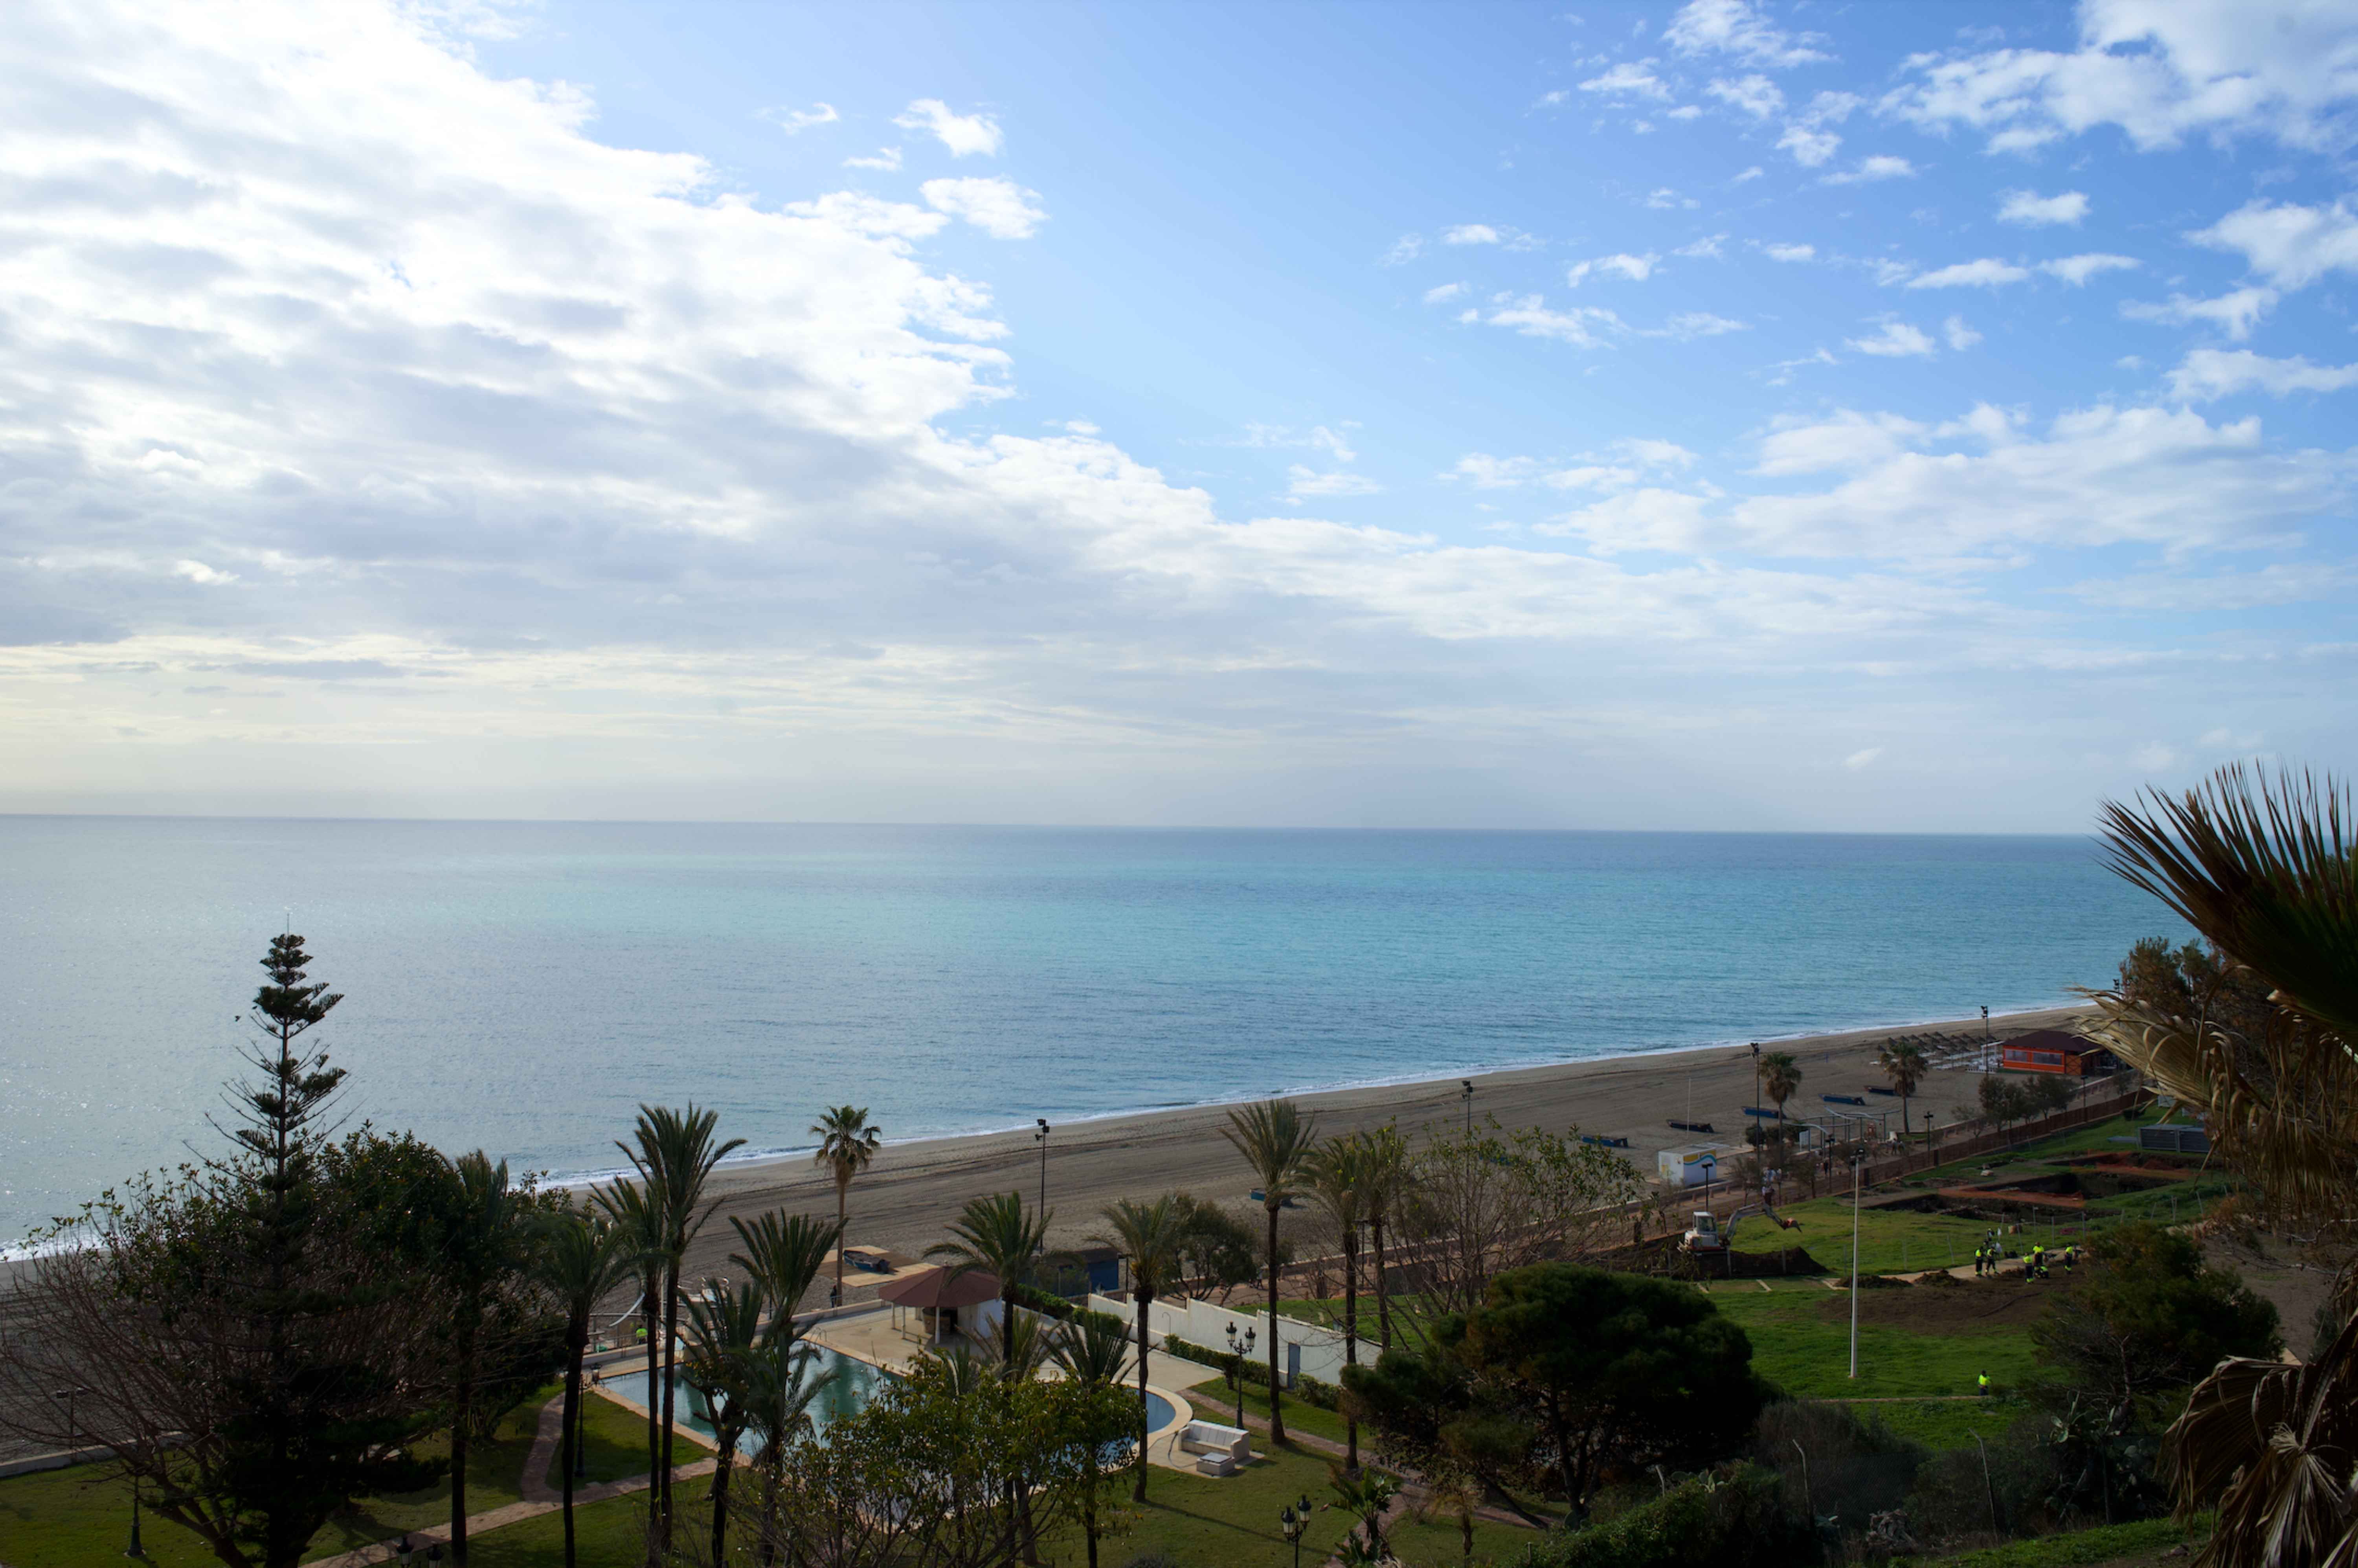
[1162,1333,1241,1377]
[1513,1465,1812,1568]
[1010,1282,1076,1320]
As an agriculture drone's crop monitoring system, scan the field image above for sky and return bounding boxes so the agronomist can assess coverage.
[2,0,2356,831]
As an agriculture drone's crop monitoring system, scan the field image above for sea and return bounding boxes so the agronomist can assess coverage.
[0,817,2185,1250]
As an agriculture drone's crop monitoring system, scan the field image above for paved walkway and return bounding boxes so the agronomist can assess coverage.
[309,1390,716,1568]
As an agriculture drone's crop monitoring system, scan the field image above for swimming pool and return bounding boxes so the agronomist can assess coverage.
[600,1350,1177,1456]
[600,1344,887,1456]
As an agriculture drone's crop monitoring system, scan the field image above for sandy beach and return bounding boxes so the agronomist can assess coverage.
[681,1004,2095,1294]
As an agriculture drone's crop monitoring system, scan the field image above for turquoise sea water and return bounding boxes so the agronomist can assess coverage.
[0,818,2182,1247]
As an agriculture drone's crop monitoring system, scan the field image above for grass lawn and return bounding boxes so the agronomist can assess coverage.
[1047,1439,1546,1568]
[1207,1375,1353,1447]
[1910,1513,2208,1568]
[0,1384,568,1567]
[1733,1111,2229,1280]
[464,1478,697,1567]
[1699,1278,2044,1401]
[548,1383,669,1490]
[1865,1395,2030,1450]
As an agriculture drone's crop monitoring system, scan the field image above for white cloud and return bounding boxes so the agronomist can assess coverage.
[1711,402,2356,560]
[1645,188,1698,210]
[1566,252,1660,285]
[1580,61,1672,100]
[1884,2,2358,155]
[2121,288,2278,340]
[1663,0,1831,67]
[1664,311,1749,338]
[1447,454,1541,488]
[173,560,239,586]
[1908,258,2031,288]
[760,102,839,136]
[2193,199,2358,290]
[1423,282,1467,304]
[1802,90,1864,124]
[844,147,903,171]
[2040,253,2139,285]
[1444,224,1504,245]
[919,176,1045,239]
[1537,89,1570,107]
[1998,189,2090,226]
[1383,234,1424,266]
[1847,320,1939,356]
[1667,104,1703,120]
[1763,242,1816,262]
[1777,124,1840,166]
[2169,348,2358,400]
[1452,442,1694,494]
[1824,154,1918,184]
[1477,294,1625,347]
[1844,747,1883,769]
[1756,411,1933,475]
[1674,235,1727,259]
[1708,74,1785,119]
[1286,465,1381,498]
[1733,165,1765,182]
[1944,315,1983,349]
[894,98,1003,158]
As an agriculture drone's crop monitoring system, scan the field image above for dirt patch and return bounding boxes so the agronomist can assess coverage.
[2075,1151,2197,1178]
[1811,1273,2054,1333]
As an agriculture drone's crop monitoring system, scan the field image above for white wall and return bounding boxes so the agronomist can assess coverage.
[1088,1292,1354,1385]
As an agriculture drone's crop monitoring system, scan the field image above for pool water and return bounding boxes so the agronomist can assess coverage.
[602,1349,1177,1456]
[601,1344,887,1456]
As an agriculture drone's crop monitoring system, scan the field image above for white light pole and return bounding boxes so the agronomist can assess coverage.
[1848,1149,1863,1379]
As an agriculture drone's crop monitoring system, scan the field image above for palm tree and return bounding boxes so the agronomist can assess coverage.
[593,1175,667,1534]
[812,1105,883,1305]
[1221,1098,1319,1443]
[729,1209,843,1349]
[1759,1051,1801,1157]
[2089,765,2358,1568]
[1876,1039,1928,1166]
[538,1205,630,1568]
[617,1104,745,1553]
[1303,1135,1368,1470]
[1050,1315,1134,1568]
[926,1191,1049,1367]
[682,1279,766,1566]
[440,1151,538,1567]
[1359,1123,1410,1351]
[738,1338,836,1568]
[1093,1194,1192,1503]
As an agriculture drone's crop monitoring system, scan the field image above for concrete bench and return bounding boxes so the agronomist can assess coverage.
[1178,1419,1251,1472]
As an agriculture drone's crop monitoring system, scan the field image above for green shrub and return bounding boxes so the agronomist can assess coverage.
[1073,1307,1129,1341]
[1010,1282,1075,1320]
[1513,1465,1812,1568]
[1162,1334,1241,1377]
[1294,1372,1340,1410]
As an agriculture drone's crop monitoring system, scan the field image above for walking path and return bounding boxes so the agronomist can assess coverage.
[308,1392,716,1568]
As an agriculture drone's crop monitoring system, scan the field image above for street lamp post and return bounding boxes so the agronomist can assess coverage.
[1848,1150,1864,1379]
[1280,1492,1314,1568]
[1034,1119,1050,1221]
[1459,1080,1473,1137]
[1224,1322,1257,1427]
[50,1384,92,1453]
[1924,1111,1937,1168]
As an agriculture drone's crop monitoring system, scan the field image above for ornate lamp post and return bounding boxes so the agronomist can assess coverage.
[124,1466,146,1560]
[1279,1491,1315,1568]
[1458,1080,1473,1136]
[1224,1322,1257,1426]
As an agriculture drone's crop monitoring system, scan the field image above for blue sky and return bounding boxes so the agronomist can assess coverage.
[2,0,2355,829]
